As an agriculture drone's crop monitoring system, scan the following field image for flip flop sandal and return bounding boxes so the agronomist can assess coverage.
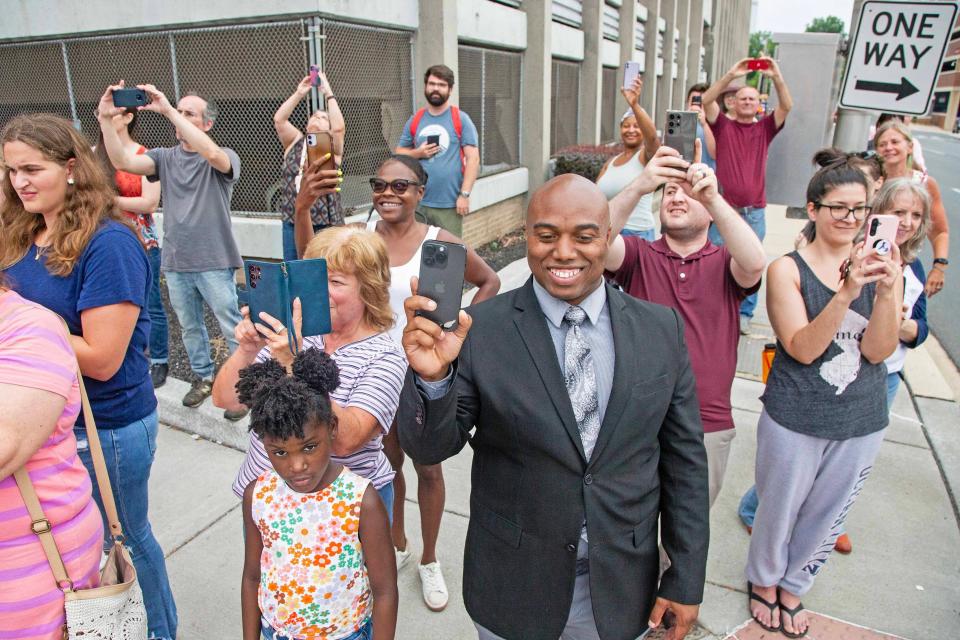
[746,581,780,632]
[778,597,809,639]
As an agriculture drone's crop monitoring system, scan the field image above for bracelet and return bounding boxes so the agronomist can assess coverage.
[325,95,336,101]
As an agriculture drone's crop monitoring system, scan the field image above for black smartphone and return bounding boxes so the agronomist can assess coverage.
[112,88,148,109]
[663,110,698,164]
[691,94,702,106]
[426,134,440,146]
[416,240,467,331]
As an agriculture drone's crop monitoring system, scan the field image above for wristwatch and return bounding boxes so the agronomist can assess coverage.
[933,258,949,266]
[459,190,471,198]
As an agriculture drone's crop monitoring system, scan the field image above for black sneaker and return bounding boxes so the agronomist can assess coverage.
[182,378,213,408]
[223,407,249,422]
[150,363,168,388]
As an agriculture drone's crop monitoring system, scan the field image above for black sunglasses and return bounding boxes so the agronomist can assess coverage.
[369,178,420,195]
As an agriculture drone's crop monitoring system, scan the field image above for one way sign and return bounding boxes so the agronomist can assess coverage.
[840,1,958,115]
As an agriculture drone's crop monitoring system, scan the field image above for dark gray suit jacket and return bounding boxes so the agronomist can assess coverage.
[398,279,709,640]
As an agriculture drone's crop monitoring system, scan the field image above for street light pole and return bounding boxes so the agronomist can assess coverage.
[832,0,872,151]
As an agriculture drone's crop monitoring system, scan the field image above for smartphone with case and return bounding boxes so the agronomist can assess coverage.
[426,134,441,146]
[245,258,332,352]
[309,64,322,88]
[305,131,337,171]
[112,88,149,109]
[863,214,899,260]
[416,240,467,331]
[663,110,698,164]
[747,59,771,71]
[623,61,641,90]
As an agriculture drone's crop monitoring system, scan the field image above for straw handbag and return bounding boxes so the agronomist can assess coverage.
[13,346,148,639]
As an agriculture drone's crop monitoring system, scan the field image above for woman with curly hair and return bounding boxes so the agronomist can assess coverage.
[238,348,397,640]
[0,113,177,639]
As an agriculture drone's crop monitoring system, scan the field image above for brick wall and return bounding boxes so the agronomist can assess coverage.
[461,194,525,247]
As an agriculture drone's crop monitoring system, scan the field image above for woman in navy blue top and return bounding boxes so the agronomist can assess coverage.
[1,113,177,640]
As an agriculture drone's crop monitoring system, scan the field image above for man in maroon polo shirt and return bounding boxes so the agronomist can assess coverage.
[606,146,766,506]
[700,55,792,335]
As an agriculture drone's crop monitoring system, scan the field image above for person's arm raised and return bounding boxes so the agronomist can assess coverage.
[700,58,751,124]
[621,76,660,163]
[319,72,346,162]
[273,76,311,151]
[293,157,341,259]
[760,56,792,128]
[860,248,903,364]
[96,83,157,176]
[138,84,233,174]
[685,162,765,287]
[211,306,267,411]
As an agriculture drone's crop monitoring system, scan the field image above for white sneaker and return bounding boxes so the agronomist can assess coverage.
[395,547,411,571]
[418,561,449,611]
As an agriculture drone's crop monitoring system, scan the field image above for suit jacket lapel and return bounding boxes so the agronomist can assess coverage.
[512,279,587,463]
[589,284,640,465]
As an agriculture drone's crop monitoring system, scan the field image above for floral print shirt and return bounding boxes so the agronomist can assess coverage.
[252,467,371,639]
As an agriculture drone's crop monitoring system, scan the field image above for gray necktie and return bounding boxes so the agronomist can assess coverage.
[563,305,600,461]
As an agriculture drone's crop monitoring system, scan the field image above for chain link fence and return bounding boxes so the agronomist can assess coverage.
[458,45,522,175]
[550,58,581,152]
[0,17,413,217]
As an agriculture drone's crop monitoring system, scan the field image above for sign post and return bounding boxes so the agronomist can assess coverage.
[839,1,958,116]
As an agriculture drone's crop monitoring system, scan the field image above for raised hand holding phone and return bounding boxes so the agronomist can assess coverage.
[402,276,473,382]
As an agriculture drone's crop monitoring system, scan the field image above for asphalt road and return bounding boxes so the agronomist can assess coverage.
[912,129,960,368]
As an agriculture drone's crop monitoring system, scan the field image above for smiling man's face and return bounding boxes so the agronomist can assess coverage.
[525,175,611,305]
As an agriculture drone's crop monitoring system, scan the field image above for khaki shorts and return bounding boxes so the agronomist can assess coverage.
[416,204,462,237]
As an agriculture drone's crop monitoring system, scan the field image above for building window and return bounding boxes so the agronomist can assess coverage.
[458,45,523,176]
[941,58,957,73]
[635,16,646,51]
[551,58,581,153]
[603,3,621,41]
[601,66,618,143]
[932,91,950,113]
[553,0,584,28]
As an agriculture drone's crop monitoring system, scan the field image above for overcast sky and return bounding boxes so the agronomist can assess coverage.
[754,0,857,34]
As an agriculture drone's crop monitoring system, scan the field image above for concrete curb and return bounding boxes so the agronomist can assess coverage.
[156,377,250,451]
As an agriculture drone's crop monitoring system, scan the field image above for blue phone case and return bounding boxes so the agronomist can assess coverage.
[244,258,332,353]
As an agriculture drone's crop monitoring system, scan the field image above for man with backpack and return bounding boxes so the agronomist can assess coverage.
[396,64,479,236]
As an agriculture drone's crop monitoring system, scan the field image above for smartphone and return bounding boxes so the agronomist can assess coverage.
[112,88,148,109]
[426,134,441,146]
[416,240,467,331]
[747,59,771,71]
[690,94,702,106]
[623,61,641,90]
[863,214,899,260]
[309,65,322,88]
[305,131,337,172]
[663,111,698,164]
[245,259,332,342]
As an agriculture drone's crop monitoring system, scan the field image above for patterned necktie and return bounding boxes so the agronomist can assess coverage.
[563,305,601,461]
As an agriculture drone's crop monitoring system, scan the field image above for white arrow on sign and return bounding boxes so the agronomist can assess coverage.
[840,1,958,116]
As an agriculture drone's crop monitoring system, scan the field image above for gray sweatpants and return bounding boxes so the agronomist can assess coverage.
[745,409,885,596]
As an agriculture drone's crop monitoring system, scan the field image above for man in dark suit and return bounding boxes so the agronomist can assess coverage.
[398,173,709,640]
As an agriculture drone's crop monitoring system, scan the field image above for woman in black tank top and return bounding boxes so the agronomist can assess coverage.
[746,155,903,637]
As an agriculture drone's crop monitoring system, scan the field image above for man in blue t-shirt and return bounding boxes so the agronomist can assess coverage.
[396,64,479,237]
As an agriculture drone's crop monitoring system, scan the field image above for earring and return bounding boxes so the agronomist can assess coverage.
[67,177,75,185]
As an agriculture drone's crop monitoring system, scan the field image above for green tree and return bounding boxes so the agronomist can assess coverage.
[806,15,845,35]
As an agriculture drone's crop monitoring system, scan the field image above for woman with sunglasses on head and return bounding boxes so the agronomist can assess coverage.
[745,152,902,638]
[874,120,949,297]
[274,71,346,261]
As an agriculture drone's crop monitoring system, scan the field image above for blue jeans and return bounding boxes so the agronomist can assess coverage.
[74,411,178,640]
[282,220,329,262]
[709,206,766,319]
[147,247,168,364]
[165,269,242,379]
[620,228,656,241]
[886,371,901,410]
[377,480,395,526]
[262,617,372,640]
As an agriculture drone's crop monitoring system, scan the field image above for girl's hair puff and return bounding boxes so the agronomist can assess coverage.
[236,348,340,442]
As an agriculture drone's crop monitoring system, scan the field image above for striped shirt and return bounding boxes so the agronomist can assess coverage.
[232,332,407,496]
[0,291,104,640]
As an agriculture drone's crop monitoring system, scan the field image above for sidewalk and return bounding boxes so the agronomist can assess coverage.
[152,206,960,639]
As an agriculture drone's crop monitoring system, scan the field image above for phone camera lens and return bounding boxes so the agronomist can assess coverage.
[424,256,435,267]
[436,252,448,266]
[870,219,879,234]
[668,128,675,135]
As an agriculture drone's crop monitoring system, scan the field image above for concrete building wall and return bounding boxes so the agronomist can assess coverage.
[709,0,750,81]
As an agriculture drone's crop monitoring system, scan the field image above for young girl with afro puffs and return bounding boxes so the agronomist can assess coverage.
[239,348,397,640]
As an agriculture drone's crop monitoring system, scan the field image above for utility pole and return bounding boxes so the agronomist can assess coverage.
[832,0,873,151]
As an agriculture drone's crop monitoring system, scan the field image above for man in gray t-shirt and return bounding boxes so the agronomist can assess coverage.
[97,82,245,417]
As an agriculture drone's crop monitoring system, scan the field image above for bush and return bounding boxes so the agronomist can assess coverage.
[552,144,622,182]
